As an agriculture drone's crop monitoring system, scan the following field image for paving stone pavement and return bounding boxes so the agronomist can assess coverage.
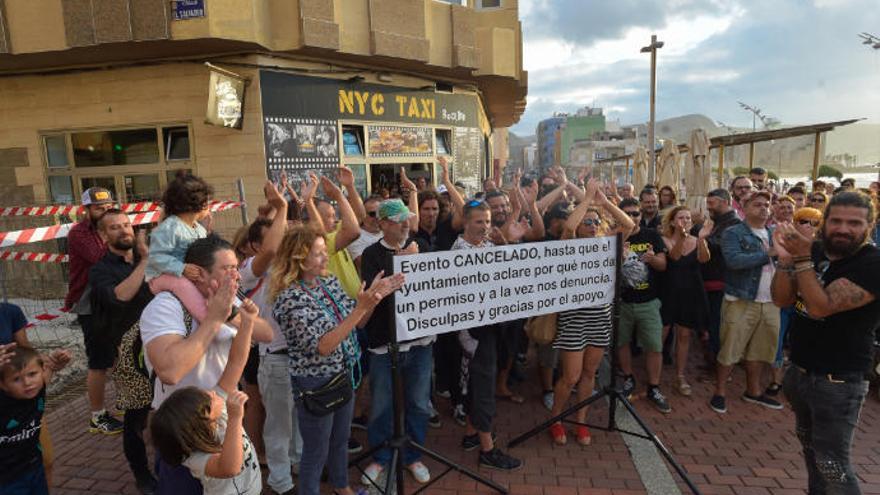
[44,354,880,495]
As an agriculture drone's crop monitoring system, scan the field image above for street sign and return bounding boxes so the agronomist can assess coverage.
[173,0,205,20]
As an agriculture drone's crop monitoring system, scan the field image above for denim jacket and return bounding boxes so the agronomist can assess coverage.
[720,222,774,300]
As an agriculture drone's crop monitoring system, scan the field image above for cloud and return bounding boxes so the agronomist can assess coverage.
[512,0,880,135]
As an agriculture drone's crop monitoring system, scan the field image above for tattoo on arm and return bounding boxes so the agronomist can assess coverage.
[826,278,875,312]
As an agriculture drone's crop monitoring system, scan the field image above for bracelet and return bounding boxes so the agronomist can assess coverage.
[793,262,814,274]
[792,255,811,263]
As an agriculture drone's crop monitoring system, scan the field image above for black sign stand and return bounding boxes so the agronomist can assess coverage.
[506,233,702,495]
[350,265,508,494]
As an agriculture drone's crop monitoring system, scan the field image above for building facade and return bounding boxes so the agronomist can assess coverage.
[535,115,566,172]
[0,0,527,208]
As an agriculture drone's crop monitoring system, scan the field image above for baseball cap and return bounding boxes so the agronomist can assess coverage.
[81,187,114,206]
[378,199,415,223]
[706,188,731,202]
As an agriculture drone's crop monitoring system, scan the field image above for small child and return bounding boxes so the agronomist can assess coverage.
[150,298,261,495]
[147,172,214,321]
[0,345,70,495]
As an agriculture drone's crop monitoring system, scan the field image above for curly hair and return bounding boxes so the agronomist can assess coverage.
[661,205,692,238]
[162,171,213,216]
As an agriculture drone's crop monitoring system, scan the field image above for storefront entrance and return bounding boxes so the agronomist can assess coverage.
[369,163,433,197]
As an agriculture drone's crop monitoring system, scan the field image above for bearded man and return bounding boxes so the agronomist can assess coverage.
[772,191,880,495]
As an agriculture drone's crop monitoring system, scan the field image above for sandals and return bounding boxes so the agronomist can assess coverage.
[677,376,692,397]
[550,422,567,445]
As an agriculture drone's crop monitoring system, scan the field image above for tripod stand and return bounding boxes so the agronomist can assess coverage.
[507,233,702,495]
[350,338,508,495]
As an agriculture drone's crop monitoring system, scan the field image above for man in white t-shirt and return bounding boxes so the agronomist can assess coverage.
[712,191,782,415]
[347,195,384,273]
[141,235,273,495]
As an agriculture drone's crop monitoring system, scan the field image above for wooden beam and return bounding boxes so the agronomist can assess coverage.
[812,131,821,181]
[626,157,631,182]
[718,144,725,188]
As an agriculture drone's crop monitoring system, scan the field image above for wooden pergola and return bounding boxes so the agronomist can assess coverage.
[595,118,863,186]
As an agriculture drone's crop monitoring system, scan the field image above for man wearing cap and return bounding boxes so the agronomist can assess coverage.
[710,190,783,414]
[360,199,434,485]
[695,189,742,368]
[64,187,123,434]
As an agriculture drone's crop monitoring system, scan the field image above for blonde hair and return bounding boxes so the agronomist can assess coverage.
[661,205,691,238]
[268,224,322,303]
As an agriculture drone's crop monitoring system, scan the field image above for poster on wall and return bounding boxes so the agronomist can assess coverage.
[206,70,245,129]
[367,126,433,158]
[265,117,339,171]
[453,127,484,196]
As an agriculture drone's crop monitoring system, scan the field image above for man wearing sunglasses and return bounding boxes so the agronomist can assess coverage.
[730,176,754,220]
[772,191,880,494]
[347,195,385,273]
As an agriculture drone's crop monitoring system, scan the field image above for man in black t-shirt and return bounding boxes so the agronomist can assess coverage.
[772,191,880,495]
[617,198,671,413]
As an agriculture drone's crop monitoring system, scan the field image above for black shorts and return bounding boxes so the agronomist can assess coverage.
[242,345,260,385]
[79,314,117,370]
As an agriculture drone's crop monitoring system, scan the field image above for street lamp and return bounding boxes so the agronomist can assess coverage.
[641,34,664,183]
[859,32,880,50]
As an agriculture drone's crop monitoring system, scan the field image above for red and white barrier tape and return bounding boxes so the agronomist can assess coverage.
[0,200,242,217]
[0,201,242,248]
[0,202,162,217]
[0,251,69,263]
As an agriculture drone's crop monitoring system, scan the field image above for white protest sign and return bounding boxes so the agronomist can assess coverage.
[393,236,617,341]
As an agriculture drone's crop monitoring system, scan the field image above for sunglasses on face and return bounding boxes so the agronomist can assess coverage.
[811,197,826,203]
[465,199,485,208]
[625,211,641,217]
[583,219,601,226]
[367,211,378,217]
[798,219,820,227]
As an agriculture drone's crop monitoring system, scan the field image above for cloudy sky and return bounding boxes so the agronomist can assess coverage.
[512,0,880,135]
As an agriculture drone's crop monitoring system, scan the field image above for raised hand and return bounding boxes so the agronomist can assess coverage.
[338,165,355,189]
[0,343,15,367]
[206,275,237,323]
[489,226,507,245]
[227,390,249,420]
[400,169,416,193]
[697,219,713,239]
[301,173,319,202]
[265,180,286,211]
[776,222,812,257]
[135,229,149,260]
[772,228,794,264]
[438,156,450,183]
[320,175,343,200]
[46,349,72,372]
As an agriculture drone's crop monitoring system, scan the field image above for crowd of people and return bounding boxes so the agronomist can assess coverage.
[1,162,879,495]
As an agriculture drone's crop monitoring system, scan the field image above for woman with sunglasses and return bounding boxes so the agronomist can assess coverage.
[765,207,824,397]
[809,191,828,211]
[658,206,711,397]
[547,180,635,446]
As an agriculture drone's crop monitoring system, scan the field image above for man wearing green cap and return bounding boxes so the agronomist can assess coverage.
[359,199,435,485]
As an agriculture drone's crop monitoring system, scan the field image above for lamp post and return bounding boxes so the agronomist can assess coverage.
[641,34,664,183]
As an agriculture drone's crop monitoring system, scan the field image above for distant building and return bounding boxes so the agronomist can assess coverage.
[523,144,537,170]
[560,107,606,166]
[536,114,567,172]
[568,126,637,177]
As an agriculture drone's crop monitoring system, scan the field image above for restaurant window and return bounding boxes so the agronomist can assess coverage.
[43,123,193,203]
[342,126,364,156]
[163,126,191,161]
[72,128,159,167]
[44,135,69,168]
[476,0,501,8]
[436,129,451,155]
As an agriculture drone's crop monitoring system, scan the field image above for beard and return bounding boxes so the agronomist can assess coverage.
[821,229,866,258]
[110,237,134,251]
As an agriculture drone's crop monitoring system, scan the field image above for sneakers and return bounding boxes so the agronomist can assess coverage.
[646,387,672,414]
[575,425,592,447]
[620,375,636,399]
[351,414,368,431]
[429,413,442,429]
[765,382,782,397]
[407,461,431,484]
[348,438,363,454]
[742,393,784,410]
[360,463,383,485]
[542,391,554,411]
[549,422,567,445]
[89,411,124,435]
[478,447,523,471]
[462,431,496,451]
[676,375,692,397]
[452,404,467,427]
[709,395,727,414]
